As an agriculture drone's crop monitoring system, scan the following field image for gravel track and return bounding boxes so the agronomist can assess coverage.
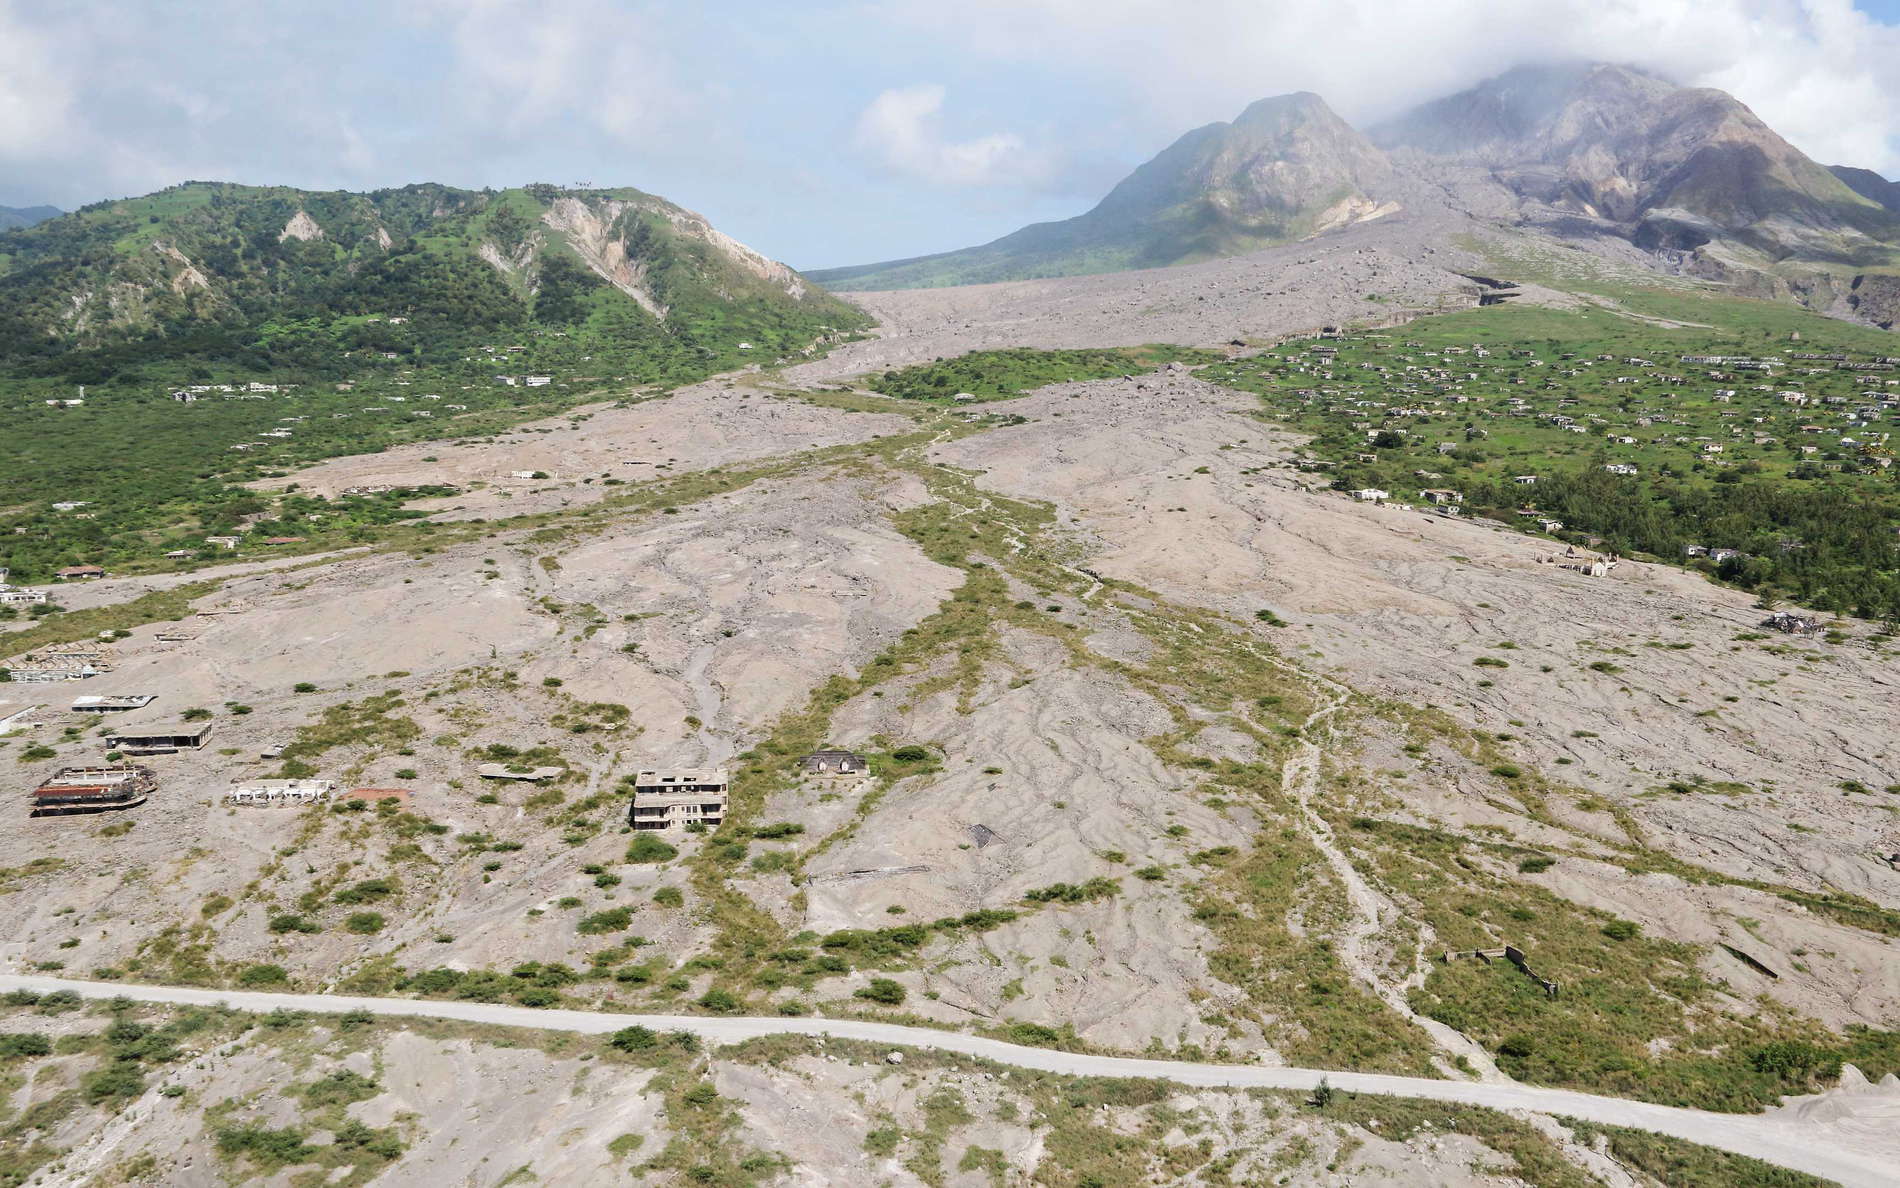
[3,974,1884,1187]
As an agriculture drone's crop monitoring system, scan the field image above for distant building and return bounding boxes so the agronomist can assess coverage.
[106,722,214,754]
[628,768,728,830]
[32,766,155,817]
[55,566,105,580]
[226,779,336,806]
[72,694,156,713]
[800,749,868,777]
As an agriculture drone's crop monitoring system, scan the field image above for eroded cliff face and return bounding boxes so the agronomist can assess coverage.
[539,196,666,317]
[1847,273,1900,330]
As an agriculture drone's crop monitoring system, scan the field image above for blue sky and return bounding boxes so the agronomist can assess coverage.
[1,0,1896,269]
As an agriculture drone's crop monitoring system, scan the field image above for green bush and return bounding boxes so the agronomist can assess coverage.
[625,835,678,863]
[698,988,741,1013]
[344,912,386,934]
[577,907,634,935]
[608,1025,658,1051]
[855,978,906,1005]
[890,745,929,762]
[0,1033,52,1059]
[237,964,288,987]
[216,1125,315,1169]
[333,877,398,905]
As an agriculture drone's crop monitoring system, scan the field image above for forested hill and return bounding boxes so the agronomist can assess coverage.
[0,181,865,384]
[0,204,60,231]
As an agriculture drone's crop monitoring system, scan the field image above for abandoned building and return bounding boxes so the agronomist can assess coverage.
[226,779,336,806]
[104,722,213,754]
[71,694,156,713]
[800,749,868,777]
[1762,610,1824,635]
[31,766,155,817]
[628,768,729,830]
[476,763,563,781]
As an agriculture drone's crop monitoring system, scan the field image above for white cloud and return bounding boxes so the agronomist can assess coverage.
[404,0,685,149]
[874,0,1900,177]
[854,84,1049,186]
[0,0,74,156]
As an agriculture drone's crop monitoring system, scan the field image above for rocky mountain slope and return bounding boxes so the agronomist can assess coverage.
[0,182,860,362]
[1373,63,1899,264]
[818,62,1900,327]
[811,92,1402,289]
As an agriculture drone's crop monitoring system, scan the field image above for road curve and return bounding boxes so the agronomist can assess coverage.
[0,975,1879,1187]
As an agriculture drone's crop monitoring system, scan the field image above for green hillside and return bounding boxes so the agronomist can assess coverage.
[0,181,868,584]
[0,181,865,384]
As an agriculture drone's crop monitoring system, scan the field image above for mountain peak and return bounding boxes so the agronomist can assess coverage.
[812,91,1396,289]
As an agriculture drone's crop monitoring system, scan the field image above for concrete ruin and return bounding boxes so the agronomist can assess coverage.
[226,779,337,806]
[105,722,213,755]
[31,766,155,817]
[629,768,729,830]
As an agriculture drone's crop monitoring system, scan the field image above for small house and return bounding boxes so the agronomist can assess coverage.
[56,566,105,580]
[800,749,868,777]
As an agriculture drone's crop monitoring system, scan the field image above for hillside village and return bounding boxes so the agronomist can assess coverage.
[1207,314,1900,616]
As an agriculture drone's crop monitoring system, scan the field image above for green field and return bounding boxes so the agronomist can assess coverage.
[868,345,1224,403]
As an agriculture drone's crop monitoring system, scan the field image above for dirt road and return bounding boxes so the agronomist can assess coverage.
[3,974,1882,1187]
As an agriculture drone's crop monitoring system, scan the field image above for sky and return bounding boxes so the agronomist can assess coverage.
[2,0,1898,269]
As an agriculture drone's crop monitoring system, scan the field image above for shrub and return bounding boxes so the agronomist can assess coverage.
[333,877,398,905]
[577,907,634,935]
[1490,764,1523,779]
[855,978,906,1005]
[0,1033,52,1059]
[698,988,740,1012]
[238,964,289,987]
[1517,856,1555,874]
[1023,878,1118,904]
[268,915,320,934]
[83,1062,145,1103]
[292,682,317,693]
[609,1025,658,1052]
[1600,919,1640,941]
[890,745,929,762]
[751,822,805,839]
[652,887,684,908]
[344,912,386,934]
[303,1069,380,1107]
[216,1125,315,1169]
[625,835,678,863]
